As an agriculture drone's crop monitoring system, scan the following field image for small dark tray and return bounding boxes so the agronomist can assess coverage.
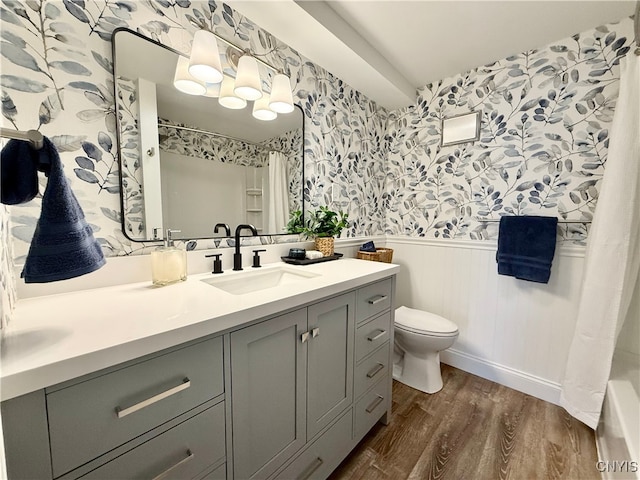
[281,253,343,265]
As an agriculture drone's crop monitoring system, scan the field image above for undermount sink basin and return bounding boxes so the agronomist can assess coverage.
[201,265,320,295]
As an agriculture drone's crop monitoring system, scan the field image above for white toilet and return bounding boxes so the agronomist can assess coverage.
[393,306,459,394]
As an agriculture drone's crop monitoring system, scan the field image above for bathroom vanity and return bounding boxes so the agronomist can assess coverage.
[1,259,398,480]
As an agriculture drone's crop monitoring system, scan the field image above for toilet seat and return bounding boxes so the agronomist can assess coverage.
[395,306,458,337]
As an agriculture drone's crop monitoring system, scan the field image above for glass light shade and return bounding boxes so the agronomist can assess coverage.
[218,75,247,109]
[252,94,277,121]
[188,30,223,83]
[173,55,207,95]
[269,73,294,113]
[203,82,221,98]
[234,54,262,101]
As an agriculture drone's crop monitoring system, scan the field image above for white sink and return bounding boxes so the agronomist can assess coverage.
[201,265,320,295]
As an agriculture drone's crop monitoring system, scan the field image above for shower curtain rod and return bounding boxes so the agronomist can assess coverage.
[0,127,43,150]
[157,122,283,154]
[475,217,592,224]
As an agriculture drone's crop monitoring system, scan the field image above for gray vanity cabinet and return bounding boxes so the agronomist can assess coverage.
[306,293,355,439]
[2,337,227,480]
[230,308,308,480]
[230,292,355,480]
[2,274,396,480]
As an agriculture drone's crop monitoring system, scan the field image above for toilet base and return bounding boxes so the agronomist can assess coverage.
[393,350,443,394]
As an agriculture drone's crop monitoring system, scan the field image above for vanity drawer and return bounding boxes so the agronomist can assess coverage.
[47,337,224,477]
[355,312,391,362]
[80,402,225,480]
[354,343,389,399]
[354,378,388,441]
[275,409,353,480]
[356,278,392,323]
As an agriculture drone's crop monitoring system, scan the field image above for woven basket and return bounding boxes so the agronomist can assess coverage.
[356,248,394,263]
[315,237,335,257]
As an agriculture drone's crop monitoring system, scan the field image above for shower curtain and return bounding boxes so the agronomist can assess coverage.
[559,52,640,429]
[267,151,290,233]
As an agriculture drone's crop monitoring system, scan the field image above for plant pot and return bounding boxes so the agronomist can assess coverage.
[315,237,335,257]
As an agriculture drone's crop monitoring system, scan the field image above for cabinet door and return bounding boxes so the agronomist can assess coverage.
[307,292,355,439]
[230,309,307,480]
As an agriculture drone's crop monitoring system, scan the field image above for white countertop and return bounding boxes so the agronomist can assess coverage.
[1,259,399,401]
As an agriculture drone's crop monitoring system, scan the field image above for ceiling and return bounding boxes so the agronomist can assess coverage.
[228,1,637,110]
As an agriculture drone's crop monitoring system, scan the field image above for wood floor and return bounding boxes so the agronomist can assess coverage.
[329,365,599,480]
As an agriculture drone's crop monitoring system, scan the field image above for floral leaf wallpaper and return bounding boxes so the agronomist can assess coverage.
[1,0,387,264]
[0,0,633,326]
[385,20,633,244]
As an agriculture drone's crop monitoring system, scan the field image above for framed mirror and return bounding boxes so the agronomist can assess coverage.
[112,28,304,242]
[441,110,481,147]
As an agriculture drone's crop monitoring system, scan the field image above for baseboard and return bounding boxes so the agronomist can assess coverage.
[440,348,562,405]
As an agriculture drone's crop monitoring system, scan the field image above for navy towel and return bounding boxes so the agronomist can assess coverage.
[496,215,558,284]
[20,137,105,283]
[1,139,39,205]
[360,240,377,252]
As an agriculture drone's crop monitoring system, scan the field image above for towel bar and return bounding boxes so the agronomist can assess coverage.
[475,217,591,224]
[0,128,43,150]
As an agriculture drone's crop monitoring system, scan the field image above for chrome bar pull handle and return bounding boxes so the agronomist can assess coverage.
[151,450,194,480]
[367,295,387,305]
[367,329,386,342]
[311,327,320,338]
[366,363,385,378]
[296,457,324,480]
[115,378,190,418]
[301,331,310,343]
[365,395,384,413]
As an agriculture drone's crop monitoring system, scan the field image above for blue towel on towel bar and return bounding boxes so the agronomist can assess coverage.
[496,215,558,284]
[1,139,39,205]
[21,137,105,283]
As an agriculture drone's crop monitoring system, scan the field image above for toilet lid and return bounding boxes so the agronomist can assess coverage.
[395,306,458,336]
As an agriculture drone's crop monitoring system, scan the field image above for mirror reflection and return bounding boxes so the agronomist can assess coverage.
[112,29,304,241]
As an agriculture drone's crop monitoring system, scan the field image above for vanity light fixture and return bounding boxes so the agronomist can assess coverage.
[203,82,221,98]
[269,73,294,113]
[188,30,223,83]
[173,55,207,95]
[252,93,277,121]
[175,29,295,119]
[218,75,247,109]
[234,53,263,101]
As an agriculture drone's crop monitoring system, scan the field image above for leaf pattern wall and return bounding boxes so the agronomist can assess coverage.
[0,206,16,329]
[1,0,387,261]
[385,18,634,244]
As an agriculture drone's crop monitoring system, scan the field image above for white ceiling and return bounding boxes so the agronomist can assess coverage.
[228,1,637,110]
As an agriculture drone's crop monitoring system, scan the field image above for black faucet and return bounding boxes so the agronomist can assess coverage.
[233,224,258,271]
[214,223,231,237]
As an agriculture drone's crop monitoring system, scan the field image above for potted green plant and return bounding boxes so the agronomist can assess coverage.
[286,210,305,234]
[303,206,349,256]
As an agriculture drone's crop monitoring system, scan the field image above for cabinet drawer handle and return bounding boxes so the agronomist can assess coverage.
[367,329,386,342]
[115,378,191,418]
[151,449,194,480]
[311,327,320,338]
[367,295,388,305]
[296,457,324,480]
[366,363,385,378]
[365,395,384,414]
[301,331,310,343]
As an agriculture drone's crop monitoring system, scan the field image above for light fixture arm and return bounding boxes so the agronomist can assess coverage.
[205,29,282,75]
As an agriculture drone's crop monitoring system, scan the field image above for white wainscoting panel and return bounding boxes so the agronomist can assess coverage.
[387,237,586,404]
